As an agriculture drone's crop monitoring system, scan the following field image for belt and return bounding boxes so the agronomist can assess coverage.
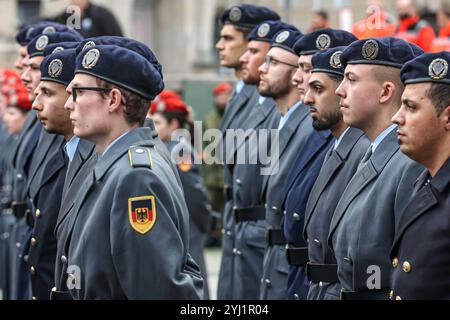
[50,289,73,301]
[26,209,35,228]
[233,206,265,223]
[223,186,233,201]
[11,201,27,218]
[306,262,339,283]
[286,246,309,266]
[340,289,389,300]
[266,228,286,246]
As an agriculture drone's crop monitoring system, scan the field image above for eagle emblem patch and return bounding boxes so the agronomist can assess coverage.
[128,195,157,234]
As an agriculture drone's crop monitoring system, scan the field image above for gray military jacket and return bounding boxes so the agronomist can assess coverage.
[61,127,204,299]
[328,128,423,295]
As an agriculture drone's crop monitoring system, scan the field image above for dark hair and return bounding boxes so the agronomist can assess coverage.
[442,3,450,17]
[95,78,150,126]
[427,83,450,115]
[315,10,329,21]
[327,73,343,84]
[158,110,195,145]
[233,25,252,38]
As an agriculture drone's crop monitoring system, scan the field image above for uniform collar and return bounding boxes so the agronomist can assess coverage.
[430,157,450,193]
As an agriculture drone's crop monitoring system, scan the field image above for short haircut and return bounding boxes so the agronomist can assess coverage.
[427,83,450,115]
[371,66,404,106]
[315,10,329,21]
[95,78,150,126]
[327,73,343,85]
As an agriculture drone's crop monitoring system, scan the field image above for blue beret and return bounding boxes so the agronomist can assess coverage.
[311,46,347,76]
[26,22,82,44]
[75,45,164,100]
[40,48,77,86]
[293,28,358,56]
[220,4,280,30]
[15,25,33,46]
[340,37,424,69]
[28,32,84,58]
[43,42,80,57]
[400,51,450,85]
[270,29,304,55]
[75,36,163,78]
[248,20,298,43]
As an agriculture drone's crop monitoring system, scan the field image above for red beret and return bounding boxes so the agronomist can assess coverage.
[150,90,188,115]
[2,83,32,111]
[0,69,21,86]
[213,82,233,95]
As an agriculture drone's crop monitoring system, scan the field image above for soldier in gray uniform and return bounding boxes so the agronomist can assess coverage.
[215,4,280,299]
[229,20,298,300]
[149,92,213,299]
[301,46,370,300]
[58,44,203,299]
[330,37,425,299]
[257,28,317,300]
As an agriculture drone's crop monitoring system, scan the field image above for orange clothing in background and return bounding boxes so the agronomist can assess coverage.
[439,21,450,38]
[352,11,396,39]
[396,15,436,52]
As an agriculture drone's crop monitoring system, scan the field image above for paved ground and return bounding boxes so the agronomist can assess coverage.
[205,247,221,300]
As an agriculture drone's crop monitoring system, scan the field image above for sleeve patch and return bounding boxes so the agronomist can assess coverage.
[128,195,157,234]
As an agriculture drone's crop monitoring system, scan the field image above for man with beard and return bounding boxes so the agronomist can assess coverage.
[215,4,280,300]
[284,29,360,300]
[228,20,296,299]
[331,37,424,299]
[256,27,330,300]
[300,46,370,300]
[390,52,450,300]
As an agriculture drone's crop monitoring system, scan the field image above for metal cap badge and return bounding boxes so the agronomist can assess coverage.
[36,35,49,51]
[330,51,343,69]
[229,7,242,22]
[362,40,379,60]
[257,23,270,38]
[276,30,290,44]
[82,48,100,69]
[316,34,331,51]
[48,59,63,78]
[428,58,448,80]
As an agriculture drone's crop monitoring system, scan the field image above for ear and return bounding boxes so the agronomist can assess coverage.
[441,105,450,131]
[379,81,396,104]
[108,88,122,113]
[169,118,181,131]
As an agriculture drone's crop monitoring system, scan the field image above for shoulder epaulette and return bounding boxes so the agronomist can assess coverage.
[128,146,153,169]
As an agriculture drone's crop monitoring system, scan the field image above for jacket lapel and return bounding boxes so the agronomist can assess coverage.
[328,129,400,240]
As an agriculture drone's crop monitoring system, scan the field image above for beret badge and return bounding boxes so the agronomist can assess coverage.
[42,26,56,35]
[82,48,100,70]
[362,39,379,60]
[36,35,49,51]
[330,51,343,69]
[316,34,331,51]
[48,59,63,78]
[229,7,242,22]
[83,41,96,51]
[428,58,448,80]
[275,30,290,44]
[257,23,270,38]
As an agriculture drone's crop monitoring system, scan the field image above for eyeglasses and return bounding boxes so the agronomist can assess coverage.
[71,86,112,102]
[264,56,298,69]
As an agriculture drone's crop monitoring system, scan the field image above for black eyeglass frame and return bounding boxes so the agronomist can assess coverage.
[264,55,298,69]
[71,86,112,102]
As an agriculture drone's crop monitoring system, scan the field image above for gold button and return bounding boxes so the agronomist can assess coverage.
[396,296,402,300]
[402,261,412,273]
[30,237,37,247]
[389,290,394,299]
[35,209,41,218]
[392,257,398,268]
[30,266,36,275]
